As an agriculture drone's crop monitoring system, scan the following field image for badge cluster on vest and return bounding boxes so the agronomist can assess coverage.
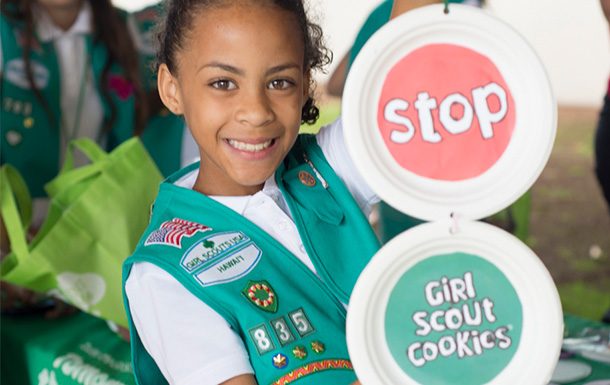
[3,97,34,147]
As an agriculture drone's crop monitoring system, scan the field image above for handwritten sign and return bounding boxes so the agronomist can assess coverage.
[377,44,516,181]
[384,252,522,384]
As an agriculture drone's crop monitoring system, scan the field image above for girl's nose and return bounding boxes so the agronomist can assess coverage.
[235,89,275,127]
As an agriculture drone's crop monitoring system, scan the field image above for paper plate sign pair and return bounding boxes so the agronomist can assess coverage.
[343,4,562,385]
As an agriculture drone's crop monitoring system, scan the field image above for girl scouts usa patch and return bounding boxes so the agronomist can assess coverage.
[145,218,211,248]
[181,232,262,287]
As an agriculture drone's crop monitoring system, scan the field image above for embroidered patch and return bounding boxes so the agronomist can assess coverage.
[145,218,211,248]
[3,98,33,116]
[182,232,250,272]
[242,280,278,313]
[192,239,261,287]
[288,308,315,337]
[272,353,288,369]
[271,359,353,385]
[108,74,134,100]
[5,59,49,89]
[292,346,307,360]
[271,317,295,346]
[248,324,276,355]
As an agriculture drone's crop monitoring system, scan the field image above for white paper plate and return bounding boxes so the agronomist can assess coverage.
[582,380,610,385]
[550,360,592,383]
[343,4,556,221]
[581,350,610,364]
[346,220,563,384]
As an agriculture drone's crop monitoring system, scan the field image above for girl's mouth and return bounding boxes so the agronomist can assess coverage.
[227,138,275,153]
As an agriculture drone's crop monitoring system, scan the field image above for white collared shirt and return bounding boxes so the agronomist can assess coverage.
[125,118,378,385]
[34,2,104,160]
[8,3,105,227]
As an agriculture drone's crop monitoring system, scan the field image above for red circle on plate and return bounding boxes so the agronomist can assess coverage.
[377,44,516,181]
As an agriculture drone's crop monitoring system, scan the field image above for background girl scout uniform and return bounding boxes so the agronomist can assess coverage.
[0,3,195,224]
[124,119,380,385]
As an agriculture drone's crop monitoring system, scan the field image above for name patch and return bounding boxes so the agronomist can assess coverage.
[5,59,49,89]
[181,232,262,286]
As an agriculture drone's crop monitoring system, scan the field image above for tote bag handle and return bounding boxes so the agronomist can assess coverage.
[0,166,55,289]
[0,165,31,262]
[45,139,108,199]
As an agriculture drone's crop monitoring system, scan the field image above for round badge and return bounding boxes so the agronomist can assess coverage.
[346,220,563,384]
[343,4,556,221]
[298,170,316,187]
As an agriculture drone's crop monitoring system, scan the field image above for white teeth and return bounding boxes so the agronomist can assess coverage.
[228,139,272,152]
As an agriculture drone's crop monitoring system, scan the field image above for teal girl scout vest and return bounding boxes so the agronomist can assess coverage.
[0,6,184,197]
[123,135,381,385]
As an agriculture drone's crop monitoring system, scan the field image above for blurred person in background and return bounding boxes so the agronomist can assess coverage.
[596,0,610,217]
[0,0,196,316]
[597,0,610,324]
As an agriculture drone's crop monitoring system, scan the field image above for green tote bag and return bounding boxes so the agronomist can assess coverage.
[0,137,162,327]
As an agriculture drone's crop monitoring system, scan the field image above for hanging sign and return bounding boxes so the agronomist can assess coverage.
[343,4,556,221]
[343,4,563,384]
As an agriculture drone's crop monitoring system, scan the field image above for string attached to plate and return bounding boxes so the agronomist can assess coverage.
[449,212,461,234]
[443,0,450,14]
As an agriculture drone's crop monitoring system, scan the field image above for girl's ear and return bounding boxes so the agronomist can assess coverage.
[158,64,184,115]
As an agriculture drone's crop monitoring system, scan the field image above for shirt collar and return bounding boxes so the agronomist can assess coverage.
[212,177,281,215]
[174,169,281,216]
[34,1,92,42]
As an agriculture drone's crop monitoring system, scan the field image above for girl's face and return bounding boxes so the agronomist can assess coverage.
[36,0,83,10]
[159,2,309,196]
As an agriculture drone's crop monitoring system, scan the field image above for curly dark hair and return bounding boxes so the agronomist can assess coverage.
[156,0,331,125]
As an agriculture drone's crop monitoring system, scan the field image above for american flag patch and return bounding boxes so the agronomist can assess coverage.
[145,218,212,248]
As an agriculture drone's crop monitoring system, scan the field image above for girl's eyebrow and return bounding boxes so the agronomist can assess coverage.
[266,63,301,75]
[199,62,244,75]
[198,62,301,76]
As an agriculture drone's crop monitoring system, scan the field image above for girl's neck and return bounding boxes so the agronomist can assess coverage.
[37,0,85,31]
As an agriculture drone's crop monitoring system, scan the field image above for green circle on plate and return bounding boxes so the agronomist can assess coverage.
[385,252,522,384]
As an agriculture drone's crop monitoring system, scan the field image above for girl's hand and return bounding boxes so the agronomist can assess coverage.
[219,374,257,385]
[0,281,77,319]
[391,0,440,19]
[217,374,362,385]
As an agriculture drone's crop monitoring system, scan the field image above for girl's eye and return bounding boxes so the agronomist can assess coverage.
[210,79,236,90]
[268,79,294,90]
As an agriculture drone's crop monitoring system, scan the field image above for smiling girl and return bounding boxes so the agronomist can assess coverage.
[123,1,380,384]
